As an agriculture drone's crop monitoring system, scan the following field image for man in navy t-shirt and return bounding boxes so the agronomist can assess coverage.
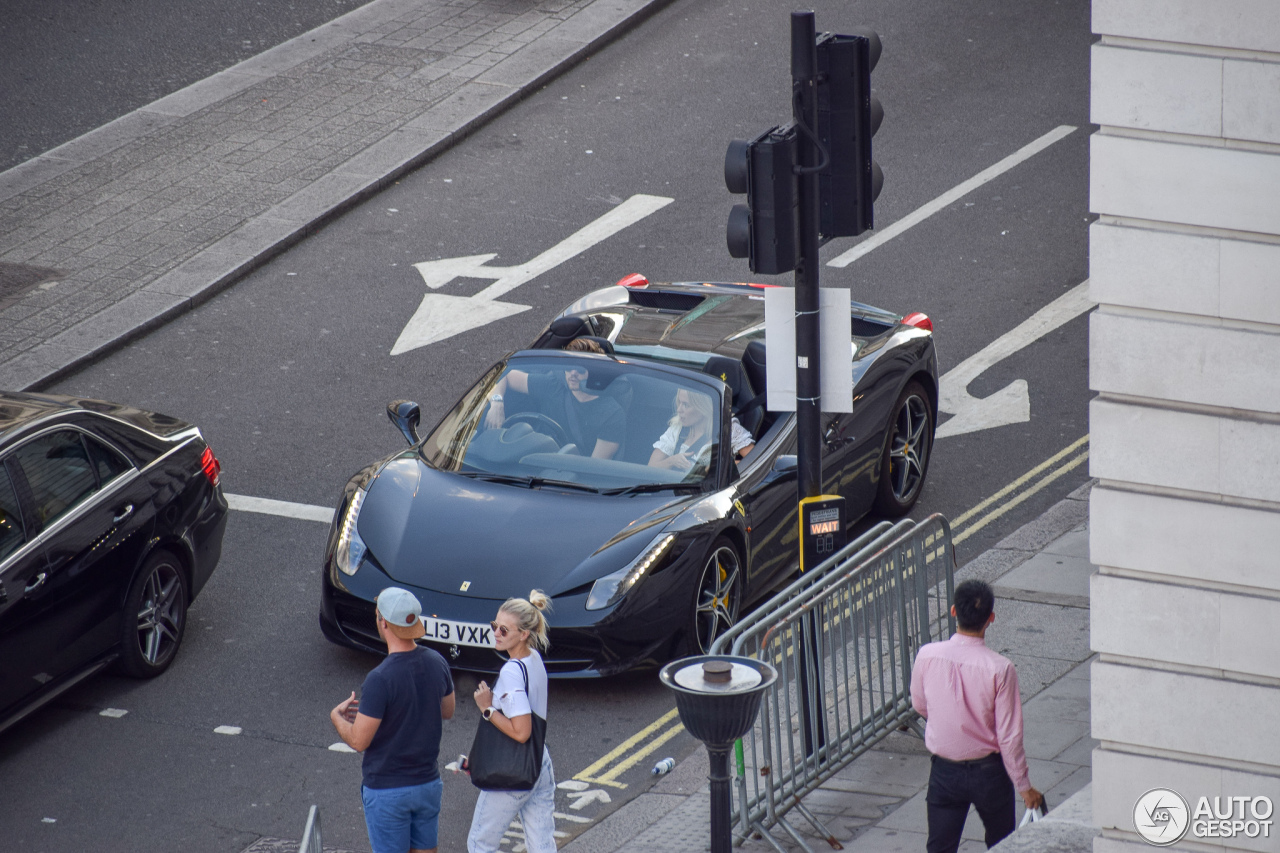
[331,588,455,853]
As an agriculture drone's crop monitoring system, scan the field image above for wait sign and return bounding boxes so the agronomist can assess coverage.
[799,495,847,572]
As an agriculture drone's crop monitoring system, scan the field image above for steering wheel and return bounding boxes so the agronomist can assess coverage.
[502,413,571,447]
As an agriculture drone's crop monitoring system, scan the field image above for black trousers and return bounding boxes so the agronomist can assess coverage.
[925,753,1016,853]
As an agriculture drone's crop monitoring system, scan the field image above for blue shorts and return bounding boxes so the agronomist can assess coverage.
[362,777,443,853]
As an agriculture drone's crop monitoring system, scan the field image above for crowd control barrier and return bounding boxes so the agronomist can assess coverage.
[710,514,956,851]
[301,804,323,853]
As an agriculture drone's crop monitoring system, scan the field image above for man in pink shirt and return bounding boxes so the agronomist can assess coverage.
[910,580,1044,852]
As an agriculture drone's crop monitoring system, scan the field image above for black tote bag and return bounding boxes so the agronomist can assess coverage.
[469,659,547,791]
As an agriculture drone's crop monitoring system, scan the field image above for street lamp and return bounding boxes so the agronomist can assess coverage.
[659,655,778,853]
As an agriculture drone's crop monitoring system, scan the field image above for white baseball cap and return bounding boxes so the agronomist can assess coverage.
[376,587,425,640]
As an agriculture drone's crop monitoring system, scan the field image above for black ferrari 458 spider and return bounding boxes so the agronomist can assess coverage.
[320,278,937,676]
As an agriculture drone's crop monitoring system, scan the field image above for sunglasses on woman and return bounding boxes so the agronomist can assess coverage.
[490,621,520,638]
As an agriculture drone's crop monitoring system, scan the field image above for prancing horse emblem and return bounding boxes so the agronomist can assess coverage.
[460,581,471,591]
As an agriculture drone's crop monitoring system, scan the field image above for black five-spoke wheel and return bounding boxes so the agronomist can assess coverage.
[873,381,934,516]
[691,537,742,654]
[118,550,188,678]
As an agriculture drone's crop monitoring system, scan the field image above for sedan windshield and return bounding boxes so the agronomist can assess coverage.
[420,354,725,491]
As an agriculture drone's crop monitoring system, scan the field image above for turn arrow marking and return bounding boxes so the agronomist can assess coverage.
[566,789,612,810]
[391,194,674,354]
[936,280,1093,439]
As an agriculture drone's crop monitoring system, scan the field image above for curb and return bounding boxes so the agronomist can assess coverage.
[3,0,673,392]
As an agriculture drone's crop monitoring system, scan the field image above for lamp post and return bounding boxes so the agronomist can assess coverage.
[659,655,778,853]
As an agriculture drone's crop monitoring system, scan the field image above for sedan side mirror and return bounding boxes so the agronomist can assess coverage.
[387,400,422,445]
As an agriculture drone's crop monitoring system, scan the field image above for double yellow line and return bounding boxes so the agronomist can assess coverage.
[950,434,1089,545]
[573,708,685,789]
[567,435,1091,788]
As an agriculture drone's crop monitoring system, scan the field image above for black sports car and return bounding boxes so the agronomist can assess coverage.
[320,279,937,676]
[0,391,227,733]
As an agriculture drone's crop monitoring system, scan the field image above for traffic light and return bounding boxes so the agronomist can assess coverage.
[724,125,799,275]
[816,30,883,238]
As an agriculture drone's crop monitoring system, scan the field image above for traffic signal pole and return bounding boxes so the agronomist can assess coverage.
[792,11,823,506]
[790,11,828,757]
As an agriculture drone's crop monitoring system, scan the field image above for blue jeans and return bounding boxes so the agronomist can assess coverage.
[467,748,556,853]
[362,777,444,853]
[925,753,1015,853]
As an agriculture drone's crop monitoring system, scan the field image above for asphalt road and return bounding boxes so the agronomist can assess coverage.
[2,0,1093,850]
[0,0,371,172]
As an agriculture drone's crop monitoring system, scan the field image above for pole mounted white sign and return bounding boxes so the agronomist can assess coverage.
[391,194,674,354]
[763,287,854,413]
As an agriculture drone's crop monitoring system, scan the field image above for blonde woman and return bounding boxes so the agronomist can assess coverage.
[649,388,755,471]
[468,592,555,853]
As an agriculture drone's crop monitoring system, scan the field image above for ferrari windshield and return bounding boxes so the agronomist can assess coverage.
[420,353,726,491]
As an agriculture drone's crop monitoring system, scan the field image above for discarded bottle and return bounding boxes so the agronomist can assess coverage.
[652,757,676,776]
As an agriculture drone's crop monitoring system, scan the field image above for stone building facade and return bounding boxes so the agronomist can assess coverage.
[1088,0,1280,850]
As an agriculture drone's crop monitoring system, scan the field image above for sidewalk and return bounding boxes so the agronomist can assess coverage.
[0,0,669,391]
[562,481,1101,853]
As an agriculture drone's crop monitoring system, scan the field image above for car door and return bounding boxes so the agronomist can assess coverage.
[6,428,153,684]
[735,417,800,595]
[0,459,53,716]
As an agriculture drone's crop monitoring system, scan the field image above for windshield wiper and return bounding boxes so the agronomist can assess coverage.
[455,471,601,493]
[599,481,700,496]
[527,477,601,493]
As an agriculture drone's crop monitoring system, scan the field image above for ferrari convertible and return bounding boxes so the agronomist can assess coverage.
[319,278,937,676]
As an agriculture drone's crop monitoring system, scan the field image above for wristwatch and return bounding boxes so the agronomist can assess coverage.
[482,707,495,721]
[489,394,503,403]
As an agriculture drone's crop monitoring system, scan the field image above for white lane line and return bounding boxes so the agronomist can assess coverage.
[224,493,333,524]
[99,708,128,718]
[214,725,242,735]
[827,125,1077,268]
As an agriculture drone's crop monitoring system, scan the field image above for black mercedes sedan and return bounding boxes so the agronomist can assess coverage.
[320,279,937,676]
[0,391,227,733]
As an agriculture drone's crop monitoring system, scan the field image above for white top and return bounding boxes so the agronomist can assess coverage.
[492,650,548,720]
[652,418,754,456]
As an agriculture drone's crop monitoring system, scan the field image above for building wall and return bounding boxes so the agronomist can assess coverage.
[1089,0,1280,850]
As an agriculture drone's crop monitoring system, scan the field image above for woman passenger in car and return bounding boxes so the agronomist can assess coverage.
[648,388,755,471]
[482,338,624,459]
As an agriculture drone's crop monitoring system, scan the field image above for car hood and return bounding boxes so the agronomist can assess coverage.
[356,457,691,600]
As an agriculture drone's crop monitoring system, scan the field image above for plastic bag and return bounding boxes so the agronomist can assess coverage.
[1019,804,1048,828]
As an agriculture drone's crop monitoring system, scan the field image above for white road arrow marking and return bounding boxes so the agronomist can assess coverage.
[391,194,674,354]
[936,280,1093,439]
[567,788,612,810]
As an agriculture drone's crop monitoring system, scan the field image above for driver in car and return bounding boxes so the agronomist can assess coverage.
[483,338,624,459]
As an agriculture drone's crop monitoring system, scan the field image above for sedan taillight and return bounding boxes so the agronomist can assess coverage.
[201,446,221,487]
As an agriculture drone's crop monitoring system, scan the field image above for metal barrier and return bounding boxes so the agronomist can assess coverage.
[710,514,956,851]
[300,804,323,853]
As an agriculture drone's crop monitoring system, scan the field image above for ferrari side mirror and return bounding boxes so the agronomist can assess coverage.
[387,400,422,445]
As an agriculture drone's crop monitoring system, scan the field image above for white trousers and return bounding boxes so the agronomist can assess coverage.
[467,748,556,853]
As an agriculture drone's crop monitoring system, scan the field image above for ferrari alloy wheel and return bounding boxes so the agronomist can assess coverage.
[691,537,742,654]
[873,381,933,517]
[118,551,188,678]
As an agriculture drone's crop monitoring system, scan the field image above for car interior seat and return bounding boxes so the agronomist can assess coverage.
[702,355,764,437]
[533,316,614,353]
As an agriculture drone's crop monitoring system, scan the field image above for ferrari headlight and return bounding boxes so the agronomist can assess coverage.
[586,534,676,611]
[334,487,368,576]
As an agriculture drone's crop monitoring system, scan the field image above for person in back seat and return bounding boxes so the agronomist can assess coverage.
[648,388,754,472]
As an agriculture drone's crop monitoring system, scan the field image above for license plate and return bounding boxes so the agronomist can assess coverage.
[420,616,493,648]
